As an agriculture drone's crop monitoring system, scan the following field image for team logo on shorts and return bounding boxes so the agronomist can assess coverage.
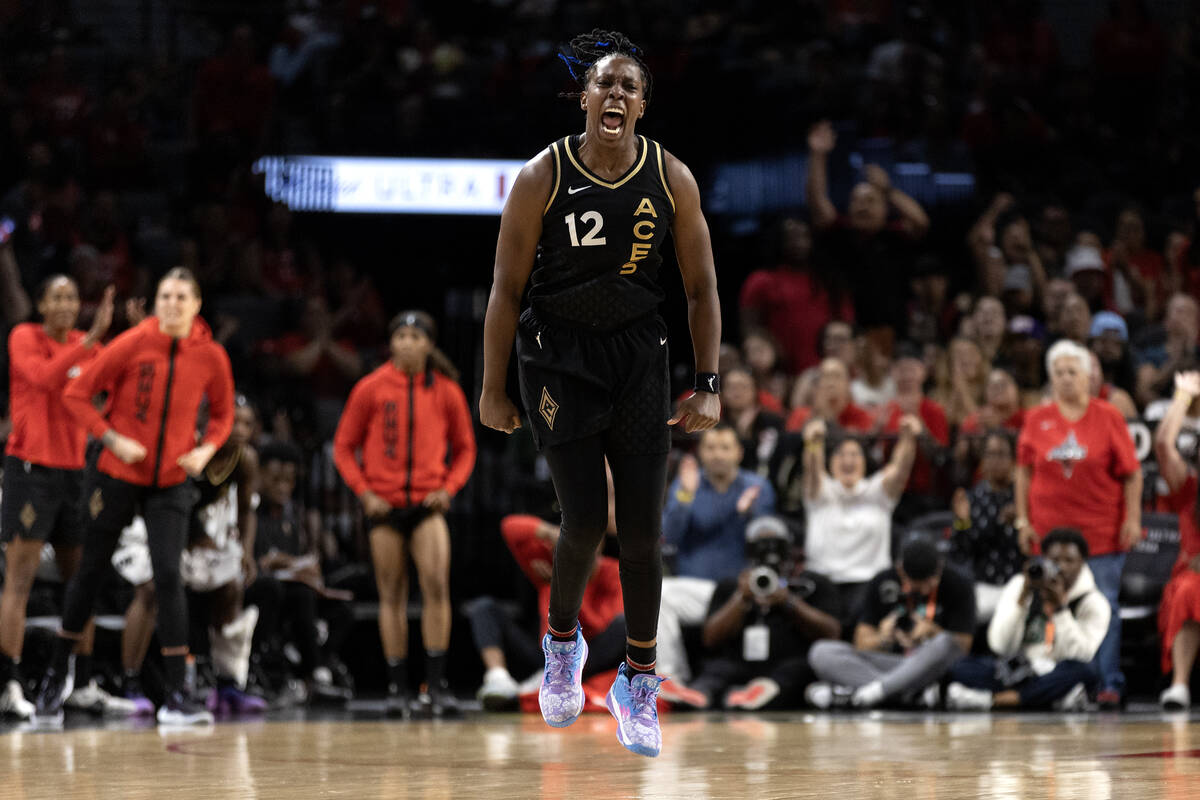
[89,489,104,520]
[19,502,36,531]
[539,386,559,431]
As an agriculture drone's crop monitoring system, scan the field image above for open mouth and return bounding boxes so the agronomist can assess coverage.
[601,106,625,135]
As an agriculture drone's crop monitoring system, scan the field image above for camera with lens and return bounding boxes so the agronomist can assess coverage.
[894,610,917,635]
[744,516,792,601]
[1026,556,1059,582]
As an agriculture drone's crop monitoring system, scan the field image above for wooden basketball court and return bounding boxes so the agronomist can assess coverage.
[2,708,1197,798]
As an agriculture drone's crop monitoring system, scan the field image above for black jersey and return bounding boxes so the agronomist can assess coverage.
[529,135,676,331]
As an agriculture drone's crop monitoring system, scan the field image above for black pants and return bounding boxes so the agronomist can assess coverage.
[246,576,320,674]
[691,655,816,709]
[543,434,669,645]
[62,473,195,651]
[464,596,627,679]
[950,655,1099,708]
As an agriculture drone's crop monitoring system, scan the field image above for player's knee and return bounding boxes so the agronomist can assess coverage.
[419,574,450,606]
[377,579,407,606]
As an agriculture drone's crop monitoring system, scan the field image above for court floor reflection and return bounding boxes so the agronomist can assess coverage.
[2,709,1199,799]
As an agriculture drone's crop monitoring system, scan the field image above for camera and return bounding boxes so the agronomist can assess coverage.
[1027,556,1059,582]
[894,611,917,634]
[744,515,793,601]
[748,565,781,600]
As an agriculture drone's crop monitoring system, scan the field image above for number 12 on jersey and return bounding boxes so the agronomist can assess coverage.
[564,211,606,247]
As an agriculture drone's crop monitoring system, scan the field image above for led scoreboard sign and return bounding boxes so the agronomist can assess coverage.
[252,155,526,215]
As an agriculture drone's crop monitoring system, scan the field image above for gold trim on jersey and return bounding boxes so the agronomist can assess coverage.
[655,141,675,213]
[563,135,648,190]
[544,141,562,215]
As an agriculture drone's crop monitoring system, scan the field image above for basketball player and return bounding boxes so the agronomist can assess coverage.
[114,396,264,716]
[334,311,477,718]
[1,279,132,718]
[480,30,721,757]
[34,268,234,726]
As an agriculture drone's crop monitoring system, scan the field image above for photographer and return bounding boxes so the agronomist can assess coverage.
[806,536,974,709]
[690,517,841,710]
[945,528,1108,711]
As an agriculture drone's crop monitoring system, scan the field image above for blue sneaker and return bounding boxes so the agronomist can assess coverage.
[605,663,665,758]
[539,629,588,728]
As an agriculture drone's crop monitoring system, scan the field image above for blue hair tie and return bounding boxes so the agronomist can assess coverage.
[557,52,585,82]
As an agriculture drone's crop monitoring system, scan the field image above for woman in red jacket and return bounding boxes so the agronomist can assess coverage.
[1,277,115,719]
[34,268,234,727]
[334,311,476,718]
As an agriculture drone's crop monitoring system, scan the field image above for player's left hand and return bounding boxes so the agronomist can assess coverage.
[422,489,451,513]
[668,391,720,434]
[177,443,217,477]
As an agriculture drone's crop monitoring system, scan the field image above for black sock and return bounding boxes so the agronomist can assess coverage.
[0,653,14,684]
[625,643,656,675]
[387,658,408,694]
[51,636,73,675]
[217,675,236,691]
[164,654,186,695]
[74,653,93,687]
[548,621,578,643]
[426,651,447,689]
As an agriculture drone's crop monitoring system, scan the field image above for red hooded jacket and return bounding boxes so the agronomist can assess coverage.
[63,317,235,487]
[333,363,476,508]
[6,323,102,469]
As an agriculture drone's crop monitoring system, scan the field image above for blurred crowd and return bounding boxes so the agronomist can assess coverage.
[3,1,1200,715]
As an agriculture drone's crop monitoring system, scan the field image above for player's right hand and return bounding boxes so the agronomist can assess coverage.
[360,490,391,519]
[106,431,148,464]
[480,389,522,434]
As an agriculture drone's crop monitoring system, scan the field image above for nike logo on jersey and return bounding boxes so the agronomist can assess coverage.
[660,337,667,346]
[567,185,590,194]
[536,332,543,349]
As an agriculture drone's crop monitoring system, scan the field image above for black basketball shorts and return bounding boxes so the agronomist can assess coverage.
[369,504,437,539]
[515,308,671,455]
[1,455,84,547]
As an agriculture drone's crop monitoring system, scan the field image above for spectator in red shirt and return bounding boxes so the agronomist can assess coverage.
[0,277,113,718]
[876,342,950,516]
[954,368,1026,485]
[471,512,625,711]
[738,217,853,374]
[789,320,856,410]
[1152,370,1200,710]
[1107,207,1165,320]
[333,310,476,718]
[786,358,874,434]
[1015,339,1142,708]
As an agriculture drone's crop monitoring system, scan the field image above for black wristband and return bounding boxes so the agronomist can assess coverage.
[694,372,720,394]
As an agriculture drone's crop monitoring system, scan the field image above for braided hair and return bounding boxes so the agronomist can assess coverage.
[558,29,653,103]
